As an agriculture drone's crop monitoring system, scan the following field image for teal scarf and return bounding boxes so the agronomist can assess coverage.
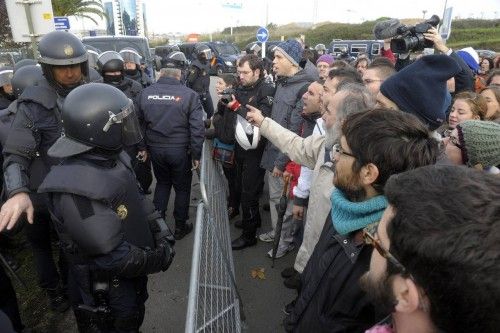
[331,188,388,235]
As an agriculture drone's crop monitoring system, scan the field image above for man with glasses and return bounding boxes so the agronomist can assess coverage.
[226,54,275,250]
[362,60,396,97]
[279,108,439,332]
[360,165,500,333]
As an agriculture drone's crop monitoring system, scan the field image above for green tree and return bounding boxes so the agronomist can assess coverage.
[51,0,106,25]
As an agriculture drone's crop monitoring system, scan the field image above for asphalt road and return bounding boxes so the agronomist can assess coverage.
[140,76,297,333]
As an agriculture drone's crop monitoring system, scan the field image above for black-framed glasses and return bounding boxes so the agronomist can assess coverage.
[363,228,407,273]
[333,143,356,159]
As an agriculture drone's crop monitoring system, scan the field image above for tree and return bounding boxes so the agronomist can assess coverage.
[51,0,106,25]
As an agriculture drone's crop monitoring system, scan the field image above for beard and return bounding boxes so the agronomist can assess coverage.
[359,270,397,316]
[323,121,341,150]
[333,166,367,202]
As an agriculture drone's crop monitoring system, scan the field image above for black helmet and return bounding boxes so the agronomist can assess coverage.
[194,44,212,62]
[267,44,278,60]
[11,65,43,98]
[87,50,99,70]
[119,48,142,65]
[314,43,327,55]
[48,83,142,158]
[168,45,180,53]
[0,66,13,87]
[13,59,37,72]
[37,31,88,96]
[245,42,261,55]
[98,51,125,85]
[164,51,187,69]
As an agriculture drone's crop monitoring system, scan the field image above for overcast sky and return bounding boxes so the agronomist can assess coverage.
[70,0,499,35]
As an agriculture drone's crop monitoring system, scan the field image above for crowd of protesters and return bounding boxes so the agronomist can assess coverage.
[209,21,500,333]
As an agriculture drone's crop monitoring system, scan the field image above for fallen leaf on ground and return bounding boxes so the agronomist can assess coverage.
[250,268,266,280]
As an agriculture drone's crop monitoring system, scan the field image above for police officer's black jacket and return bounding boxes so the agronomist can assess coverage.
[138,76,205,160]
[0,91,14,110]
[186,59,210,95]
[2,77,62,207]
[284,216,380,332]
[116,77,143,104]
[125,69,152,88]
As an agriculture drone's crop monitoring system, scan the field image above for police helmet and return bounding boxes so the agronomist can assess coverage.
[194,44,212,62]
[37,31,88,96]
[13,59,37,73]
[0,66,13,87]
[48,83,142,158]
[267,44,278,59]
[11,65,43,98]
[87,50,99,70]
[97,51,124,74]
[164,51,188,69]
[168,45,180,53]
[245,42,262,55]
[314,43,327,55]
[119,48,142,65]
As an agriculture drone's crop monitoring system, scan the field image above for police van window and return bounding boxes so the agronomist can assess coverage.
[351,44,367,55]
[333,44,348,54]
[371,43,381,55]
[213,44,239,56]
[83,40,149,60]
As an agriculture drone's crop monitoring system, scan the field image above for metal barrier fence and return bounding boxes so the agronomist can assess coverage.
[186,141,243,333]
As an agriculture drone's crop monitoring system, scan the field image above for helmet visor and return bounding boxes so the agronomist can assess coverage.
[201,49,212,60]
[102,99,143,146]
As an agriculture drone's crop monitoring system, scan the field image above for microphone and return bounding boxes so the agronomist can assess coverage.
[373,18,402,40]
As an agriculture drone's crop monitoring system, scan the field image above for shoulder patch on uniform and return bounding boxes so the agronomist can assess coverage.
[116,205,128,220]
[72,194,94,220]
[267,96,274,105]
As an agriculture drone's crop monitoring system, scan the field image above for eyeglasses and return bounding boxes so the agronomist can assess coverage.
[363,78,383,84]
[333,143,356,159]
[363,228,407,273]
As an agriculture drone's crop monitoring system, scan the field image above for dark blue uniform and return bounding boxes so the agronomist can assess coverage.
[138,76,204,228]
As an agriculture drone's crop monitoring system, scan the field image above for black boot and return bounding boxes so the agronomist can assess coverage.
[47,285,70,313]
[174,220,193,240]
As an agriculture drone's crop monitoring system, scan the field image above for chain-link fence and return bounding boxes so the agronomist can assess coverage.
[186,141,243,333]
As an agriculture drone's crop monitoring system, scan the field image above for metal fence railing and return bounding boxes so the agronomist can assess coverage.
[186,141,244,333]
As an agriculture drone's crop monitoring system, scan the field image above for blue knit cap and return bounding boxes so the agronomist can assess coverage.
[380,55,461,130]
[456,49,480,74]
[276,39,303,67]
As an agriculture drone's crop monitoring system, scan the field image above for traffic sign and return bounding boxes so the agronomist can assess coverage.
[54,17,70,30]
[5,0,55,43]
[256,27,269,43]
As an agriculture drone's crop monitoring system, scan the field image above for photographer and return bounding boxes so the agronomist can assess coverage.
[227,54,275,250]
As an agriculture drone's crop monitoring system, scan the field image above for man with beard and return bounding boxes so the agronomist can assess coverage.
[360,165,499,333]
[225,54,275,250]
[0,67,14,109]
[247,83,374,282]
[0,31,90,312]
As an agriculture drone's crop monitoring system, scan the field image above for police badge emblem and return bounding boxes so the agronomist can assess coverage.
[116,205,128,220]
[63,45,74,56]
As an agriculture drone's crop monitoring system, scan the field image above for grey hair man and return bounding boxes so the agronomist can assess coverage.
[246,82,374,276]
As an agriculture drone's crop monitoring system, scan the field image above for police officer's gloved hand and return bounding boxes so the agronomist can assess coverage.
[116,243,175,277]
[157,238,176,272]
[148,212,176,247]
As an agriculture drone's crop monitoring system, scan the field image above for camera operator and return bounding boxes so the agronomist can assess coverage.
[226,54,275,250]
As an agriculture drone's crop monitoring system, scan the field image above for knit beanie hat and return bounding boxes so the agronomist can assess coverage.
[456,120,500,168]
[380,55,460,130]
[316,54,334,66]
[276,39,303,67]
[456,47,480,73]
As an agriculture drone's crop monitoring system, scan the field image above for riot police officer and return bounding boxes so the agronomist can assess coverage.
[245,42,262,56]
[38,83,175,332]
[164,51,189,84]
[0,30,90,311]
[119,48,152,88]
[97,51,153,194]
[186,43,214,118]
[314,43,327,56]
[0,67,14,109]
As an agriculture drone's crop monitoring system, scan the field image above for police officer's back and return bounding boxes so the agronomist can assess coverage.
[38,83,175,332]
[138,66,204,239]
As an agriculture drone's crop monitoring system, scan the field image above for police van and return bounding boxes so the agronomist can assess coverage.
[328,40,384,59]
[82,35,157,82]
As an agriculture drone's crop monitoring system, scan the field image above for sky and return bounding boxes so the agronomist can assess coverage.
[70,0,500,35]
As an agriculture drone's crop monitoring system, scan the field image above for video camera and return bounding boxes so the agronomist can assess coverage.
[220,88,236,104]
[390,15,440,53]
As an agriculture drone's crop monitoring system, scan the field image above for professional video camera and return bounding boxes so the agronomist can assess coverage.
[390,15,440,53]
[220,88,236,104]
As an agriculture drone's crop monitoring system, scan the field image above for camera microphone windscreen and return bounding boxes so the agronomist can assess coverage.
[373,18,402,40]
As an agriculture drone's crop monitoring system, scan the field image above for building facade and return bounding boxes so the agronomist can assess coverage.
[104,0,147,36]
